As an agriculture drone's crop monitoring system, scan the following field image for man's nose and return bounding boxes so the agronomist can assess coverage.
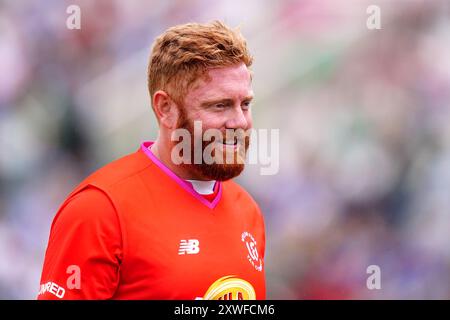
[225,106,249,129]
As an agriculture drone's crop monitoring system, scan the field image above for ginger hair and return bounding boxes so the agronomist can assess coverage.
[147,20,253,109]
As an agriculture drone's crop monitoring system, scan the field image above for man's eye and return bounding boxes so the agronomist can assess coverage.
[215,103,226,109]
[242,101,252,110]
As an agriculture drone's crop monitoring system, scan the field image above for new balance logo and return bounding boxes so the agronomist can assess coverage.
[178,239,200,255]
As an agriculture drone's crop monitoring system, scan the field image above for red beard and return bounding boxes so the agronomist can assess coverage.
[174,106,250,181]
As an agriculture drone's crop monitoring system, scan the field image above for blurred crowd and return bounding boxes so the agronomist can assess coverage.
[0,0,449,299]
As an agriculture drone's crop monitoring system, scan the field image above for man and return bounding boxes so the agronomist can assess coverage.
[38,21,265,300]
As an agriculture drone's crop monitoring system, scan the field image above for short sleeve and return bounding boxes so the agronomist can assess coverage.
[38,187,123,300]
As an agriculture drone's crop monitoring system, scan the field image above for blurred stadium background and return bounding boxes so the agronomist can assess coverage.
[1,0,449,299]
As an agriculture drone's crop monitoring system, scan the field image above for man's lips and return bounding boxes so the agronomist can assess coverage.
[218,141,237,147]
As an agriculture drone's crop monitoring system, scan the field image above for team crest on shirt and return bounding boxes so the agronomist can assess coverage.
[196,276,256,300]
[241,231,263,272]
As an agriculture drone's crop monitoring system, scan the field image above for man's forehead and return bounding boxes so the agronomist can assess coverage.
[207,63,251,81]
[188,64,252,101]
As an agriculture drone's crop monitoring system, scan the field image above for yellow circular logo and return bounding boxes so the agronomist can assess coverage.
[202,276,256,300]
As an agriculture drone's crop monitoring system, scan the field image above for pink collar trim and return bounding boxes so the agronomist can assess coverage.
[140,141,222,209]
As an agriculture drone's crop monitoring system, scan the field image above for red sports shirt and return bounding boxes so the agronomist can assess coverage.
[38,142,266,299]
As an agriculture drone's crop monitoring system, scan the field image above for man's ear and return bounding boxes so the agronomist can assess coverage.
[152,90,179,129]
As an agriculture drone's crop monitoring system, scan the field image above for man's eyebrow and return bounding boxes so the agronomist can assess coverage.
[200,98,233,107]
[200,96,254,107]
